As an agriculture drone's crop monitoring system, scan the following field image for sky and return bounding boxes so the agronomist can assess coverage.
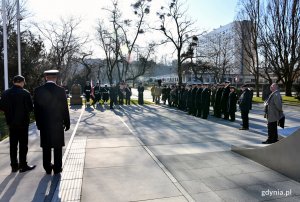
[24,0,239,59]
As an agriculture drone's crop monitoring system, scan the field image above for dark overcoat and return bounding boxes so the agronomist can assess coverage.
[34,82,70,148]
[0,85,33,127]
[239,88,251,112]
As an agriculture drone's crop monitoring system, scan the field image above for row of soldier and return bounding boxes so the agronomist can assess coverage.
[150,82,253,129]
[83,81,132,109]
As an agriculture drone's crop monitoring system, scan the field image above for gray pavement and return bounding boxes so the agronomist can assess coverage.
[0,101,300,202]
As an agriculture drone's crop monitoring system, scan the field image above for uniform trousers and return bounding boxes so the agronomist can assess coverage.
[241,110,249,129]
[42,147,62,173]
[267,121,278,142]
[9,126,28,168]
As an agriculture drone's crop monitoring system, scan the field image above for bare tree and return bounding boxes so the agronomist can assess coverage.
[118,0,151,81]
[199,32,236,83]
[260,0,300,96]
[125,43,155,86]
[97,0,152,84]
[34,17,88,83]
[156,0,197,85]
[236,0,261,96]
[74,52,98,81]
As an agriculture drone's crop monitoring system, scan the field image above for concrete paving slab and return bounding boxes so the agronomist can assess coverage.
[148,142,230,156]
[227,172,269,187]
[192,191,223,202]
[86,137,140,148]
[84,146,155,168]
[0,140,9,154]
[180,180,211,194]
[215,187,261,202]
[250,170,291,183]
[137,196,188,202]
[201,176,239,191]
[0,172,53,202]
[82,165,181,202]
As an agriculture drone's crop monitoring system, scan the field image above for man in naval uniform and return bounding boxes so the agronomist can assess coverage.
[34,70,70,174]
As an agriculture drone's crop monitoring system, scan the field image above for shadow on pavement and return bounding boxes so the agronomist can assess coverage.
[0,172,25,201]
[31,174,61,202]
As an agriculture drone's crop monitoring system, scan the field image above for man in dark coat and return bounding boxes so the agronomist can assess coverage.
[187,85,193,114]
[201,83,211,119]
[92,82,101,106]
[214,84,223,118]
[195,84,203,117]
[238,84,252,130]
[228,86,237,122]
[125,84,132,105]
[0,75,36,173]
[137,83,144,105]
[102,84,109,104]
[221,81,230,120]
[34,70,70,174]
[191,84,198,116]
[109,84,118,109]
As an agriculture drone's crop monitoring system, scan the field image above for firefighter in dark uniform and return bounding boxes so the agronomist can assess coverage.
[0,75,36,173]
[201,83,211,119]
[84,81,91,105]
[137,83,144,105]
[195,83,203,117]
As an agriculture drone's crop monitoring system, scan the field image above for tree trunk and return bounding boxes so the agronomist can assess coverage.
[285,81,293,96]
[178,62,182,85]
[255,75,260,97]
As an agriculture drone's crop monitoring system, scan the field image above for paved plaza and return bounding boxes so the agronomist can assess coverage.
[0,96,300,201]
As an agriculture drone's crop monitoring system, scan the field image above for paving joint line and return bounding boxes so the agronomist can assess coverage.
[117,115,195,202]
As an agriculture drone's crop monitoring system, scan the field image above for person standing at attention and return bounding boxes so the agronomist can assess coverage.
[34,70,70,174]
[262,83,284,144]
[137,83,144,105]
[238,84,252,130]
[0,75,36,173]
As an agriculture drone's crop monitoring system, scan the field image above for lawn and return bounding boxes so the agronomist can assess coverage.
[0,112,9,141]
[252,96,300,105]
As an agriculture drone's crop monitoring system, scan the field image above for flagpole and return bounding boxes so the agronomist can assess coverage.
[2,0,9,90]
[17,0,22,75]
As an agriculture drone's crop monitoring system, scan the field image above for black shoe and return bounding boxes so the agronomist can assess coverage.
[19,165,36,173]
[262,140,278,144]
[239,127,249,130]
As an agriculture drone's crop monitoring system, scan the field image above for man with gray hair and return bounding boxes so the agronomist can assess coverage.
[262,83,284,144]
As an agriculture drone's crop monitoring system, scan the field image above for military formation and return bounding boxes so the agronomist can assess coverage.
[150,82,252,126]
[84,81,132,109]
